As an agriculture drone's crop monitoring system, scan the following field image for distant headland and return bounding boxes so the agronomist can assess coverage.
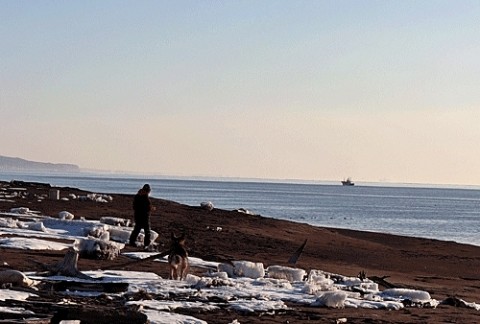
[0,155,80,173]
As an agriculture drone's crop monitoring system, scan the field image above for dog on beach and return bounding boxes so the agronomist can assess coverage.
[168,232,189,280]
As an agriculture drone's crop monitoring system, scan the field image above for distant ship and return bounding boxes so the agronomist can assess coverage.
[341,178,355,186]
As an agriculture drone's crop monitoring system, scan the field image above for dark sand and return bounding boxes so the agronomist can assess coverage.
[1,180,480,323]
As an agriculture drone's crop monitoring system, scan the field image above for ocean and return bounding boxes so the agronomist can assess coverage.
[1,172,480,247]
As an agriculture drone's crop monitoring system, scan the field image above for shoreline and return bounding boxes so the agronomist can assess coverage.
[3,170,480,190]
[1,175,479,247]
[1,180,480,323]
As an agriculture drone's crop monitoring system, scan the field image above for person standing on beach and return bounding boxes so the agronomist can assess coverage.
[129,184,153,248]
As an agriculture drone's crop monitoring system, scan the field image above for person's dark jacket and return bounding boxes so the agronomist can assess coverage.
[133,190,151,220]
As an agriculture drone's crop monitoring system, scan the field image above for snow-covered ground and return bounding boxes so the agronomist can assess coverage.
[1,208,479,323]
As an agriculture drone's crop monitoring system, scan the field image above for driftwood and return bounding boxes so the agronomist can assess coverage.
[36,248,98,281]
[102,250,170,270]
[358,270,398,289]
[0,298,146,324]
[288,239,307,265]
[49,281,128,293]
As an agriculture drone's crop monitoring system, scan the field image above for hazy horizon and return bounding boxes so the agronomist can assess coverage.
[3,156,480,190]
[2,1,480,186]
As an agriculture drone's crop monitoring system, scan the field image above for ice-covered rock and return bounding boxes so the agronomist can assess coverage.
[74,238,124,260]
[218,260,265,279]
[100,217,131,227]
[78,193,112,203]
[24,221,47,232]
[85,224,110,239]
[58,211,74,220]
[0,270,38,288]
[266,265,306,282]
[9,207,30,214]
[312,291,348,308]
[0,218,18,228]
[303,270,336,293]
[380,288,435,304]
[235,208,258,215]
[187,274,233,289]
[108,227,132,243]
[334,274,379,293]
[200,201,214,211]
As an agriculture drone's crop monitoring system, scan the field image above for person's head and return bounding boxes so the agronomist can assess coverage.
[142,184,151,194]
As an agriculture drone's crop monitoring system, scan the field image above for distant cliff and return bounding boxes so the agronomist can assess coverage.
[0,155,80,173]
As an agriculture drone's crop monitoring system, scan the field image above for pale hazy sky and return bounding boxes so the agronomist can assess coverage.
[2,1,480,185]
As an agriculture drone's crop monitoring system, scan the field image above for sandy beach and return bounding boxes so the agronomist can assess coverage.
[1,180,480,323]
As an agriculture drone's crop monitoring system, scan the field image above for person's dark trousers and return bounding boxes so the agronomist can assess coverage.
[129,217,151,247]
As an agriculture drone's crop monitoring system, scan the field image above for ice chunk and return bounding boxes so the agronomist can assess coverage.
[58,211,74,220]
[218,260,265,279]
[266,265,306,282]
[312,291,348,308]
[9,207,30,214]
[380,288,432,303]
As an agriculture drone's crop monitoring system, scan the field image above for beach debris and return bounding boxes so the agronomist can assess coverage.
[77,193,113,203]
[206,225,222,232]
[288,238,307,265]
[58,210,75,220]
[9,207,30,214]
[74,238,123,260]
[200,201,214,211]
[218,260,265,279]
[48,280,129,294]
[234,208,258,215]
[85,223,110,239]
[84,220,158,246]
[0,269,38,289]
[266,265,306,282]
[100,216,131,227]
[102,250,170,270]
[45,301,147,324]
[358,270,397,289]
[303,270,335,294]
[0,218,46,232]
[49,189,60,200]
[0,237,70,250]
[0,217,19,228]
[312,291,348,308]
[358,270,367,280]
[227,319,241,324]
[380,288,439,308]
[108,227,133,243]
[21,221,47,232]
[35,248,98,281]
[187,273,233,289]
[440,296,480,310]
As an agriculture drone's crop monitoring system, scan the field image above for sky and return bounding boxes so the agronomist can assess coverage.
[1,1,480,185]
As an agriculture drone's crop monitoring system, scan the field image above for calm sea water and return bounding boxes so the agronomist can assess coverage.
[1,172,480,246]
